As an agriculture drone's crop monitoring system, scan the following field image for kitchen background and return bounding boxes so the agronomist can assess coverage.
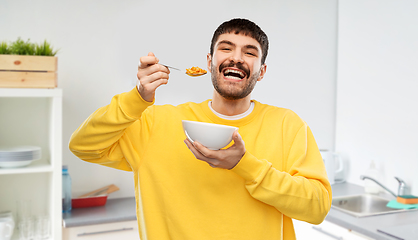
[0,0,416,199]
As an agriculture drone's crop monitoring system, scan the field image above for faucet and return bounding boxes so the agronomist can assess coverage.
[395,177,410,196]
[360,175,409,197]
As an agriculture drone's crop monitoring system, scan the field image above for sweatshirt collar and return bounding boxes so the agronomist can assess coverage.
[208,101,254,120]
[200,99,261,126]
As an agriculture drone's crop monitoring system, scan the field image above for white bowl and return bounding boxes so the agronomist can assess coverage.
[182,120,238,150]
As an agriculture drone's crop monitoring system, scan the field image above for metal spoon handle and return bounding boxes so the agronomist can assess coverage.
[161,64,181,71]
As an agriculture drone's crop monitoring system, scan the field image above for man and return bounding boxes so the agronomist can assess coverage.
[69,18,331,240]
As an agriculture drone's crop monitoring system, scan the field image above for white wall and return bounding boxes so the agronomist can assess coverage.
[0,0,338,198]
[336,0,418,195]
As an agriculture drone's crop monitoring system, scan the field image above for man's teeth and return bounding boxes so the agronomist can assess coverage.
[224,69,245,79]
[226,75,242,80]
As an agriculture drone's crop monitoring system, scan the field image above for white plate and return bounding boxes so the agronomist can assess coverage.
[0,146,41,161]
[0,159,36,168]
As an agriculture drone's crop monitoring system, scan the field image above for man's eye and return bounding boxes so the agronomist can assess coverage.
[246,52,256,56]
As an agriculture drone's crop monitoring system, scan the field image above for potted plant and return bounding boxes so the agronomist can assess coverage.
[0,38,59,88]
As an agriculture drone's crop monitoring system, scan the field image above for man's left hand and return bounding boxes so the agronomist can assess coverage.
[184,130,246,169]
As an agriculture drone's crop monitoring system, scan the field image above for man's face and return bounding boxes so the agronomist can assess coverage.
[207,33,267,100]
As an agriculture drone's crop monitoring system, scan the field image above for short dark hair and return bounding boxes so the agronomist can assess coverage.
[210,18,269,64]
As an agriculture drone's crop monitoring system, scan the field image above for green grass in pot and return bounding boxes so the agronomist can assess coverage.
[0,38,58,56]
[0,42,12,54]
[10,38,36,55]
[35,40,58,56]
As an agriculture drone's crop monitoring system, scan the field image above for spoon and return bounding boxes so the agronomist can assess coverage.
[161,64,207,77]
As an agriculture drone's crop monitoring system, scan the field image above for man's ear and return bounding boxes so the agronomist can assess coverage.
[258,64,267,81]
[207,54,212,72]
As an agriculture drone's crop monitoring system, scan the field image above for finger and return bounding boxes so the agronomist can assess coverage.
[184,139,208,160]
[158,63,172,73]
[184,138,193,147]
[192,141,217,159]
[144,77,169,91]
[185,140,223,168]
[145,69,170,83]
[185,139,217,164]
[137,66,170,87]
[141,67,170,81]
[138,52,159,69]
[152,63,170,74]
[138,63,170,79]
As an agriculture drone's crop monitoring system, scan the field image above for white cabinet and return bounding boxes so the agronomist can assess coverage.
[0,88,62,240]
[293,220,337,240]
[293,219,374,240]
[62,221,140,240]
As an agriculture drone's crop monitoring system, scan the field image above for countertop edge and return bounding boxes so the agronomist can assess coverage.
[326,211,390,240]
[63,215,137,228]
[62,197,137,228]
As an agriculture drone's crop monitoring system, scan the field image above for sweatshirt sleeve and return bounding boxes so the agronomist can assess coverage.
[68,87,154,171]
[231,116,332,225]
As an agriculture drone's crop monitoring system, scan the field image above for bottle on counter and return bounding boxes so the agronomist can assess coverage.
[62,165,72,213]
[364,160,380,194]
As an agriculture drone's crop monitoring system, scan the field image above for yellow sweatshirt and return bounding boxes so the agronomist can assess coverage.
[69,87,332,240]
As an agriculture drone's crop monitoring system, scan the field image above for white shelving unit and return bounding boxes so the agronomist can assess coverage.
[0,88,62,240]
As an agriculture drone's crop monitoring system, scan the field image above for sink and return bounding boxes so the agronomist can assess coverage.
[331,194,413,217]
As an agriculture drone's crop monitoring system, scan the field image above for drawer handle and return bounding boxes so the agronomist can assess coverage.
[77,227,134,237]
[312,226,343,240]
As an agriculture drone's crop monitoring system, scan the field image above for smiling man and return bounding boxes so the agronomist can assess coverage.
[69,18,332,240]
[210,34,265,101]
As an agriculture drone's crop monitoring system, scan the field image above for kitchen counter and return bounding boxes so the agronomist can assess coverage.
[63,183,418,239]
[327,182,418,240]
[62,197,136,228]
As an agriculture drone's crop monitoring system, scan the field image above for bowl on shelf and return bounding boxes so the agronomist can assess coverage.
[0,146,41,168]
[182,120,238,150]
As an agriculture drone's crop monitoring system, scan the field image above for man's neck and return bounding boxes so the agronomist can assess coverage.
[211,91,252,116]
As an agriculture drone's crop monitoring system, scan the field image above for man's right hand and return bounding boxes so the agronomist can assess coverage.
[137,52,170,102]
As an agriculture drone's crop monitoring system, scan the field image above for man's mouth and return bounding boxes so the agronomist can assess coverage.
[222,68,247,80]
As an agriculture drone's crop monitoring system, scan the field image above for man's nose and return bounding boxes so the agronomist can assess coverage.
[229,50,244,63]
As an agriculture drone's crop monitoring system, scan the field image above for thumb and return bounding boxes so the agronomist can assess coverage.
[233,130,243,145]
[231,130,246,156]
[148,52,159,63]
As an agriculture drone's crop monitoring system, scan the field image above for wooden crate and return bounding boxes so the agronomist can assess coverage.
[0,55,57,88]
